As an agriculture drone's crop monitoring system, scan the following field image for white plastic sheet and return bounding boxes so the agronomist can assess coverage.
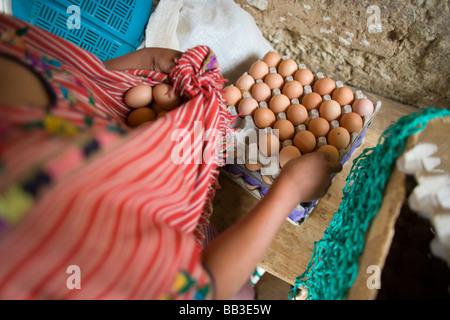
[144,0,273,83]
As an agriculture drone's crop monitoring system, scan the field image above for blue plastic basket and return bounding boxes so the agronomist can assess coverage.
[11,0,153,60]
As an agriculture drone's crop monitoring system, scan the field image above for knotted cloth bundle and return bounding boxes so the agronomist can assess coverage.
[0,14,233,299]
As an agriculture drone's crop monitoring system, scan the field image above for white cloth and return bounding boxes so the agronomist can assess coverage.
[397,143,450,267]
[144,0,273,83]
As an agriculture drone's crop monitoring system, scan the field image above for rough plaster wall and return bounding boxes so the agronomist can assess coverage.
[234,0,449,109]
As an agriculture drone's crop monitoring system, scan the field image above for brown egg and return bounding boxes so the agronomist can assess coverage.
[223,85,242,106]
[332,87,354,106]
[273,119,295,141]
[157,110,168,118]
[313,78,336,96]
[293,130,316,153]
[238,97,258,117]
[151,101,163,114]
[245,162,262,172]
[308,117,330,137]
[261,175,273,185]
[287,104,308,126]
[259,133,280,157]
[264,73,284,90]
[352,98,374,117]
[127,107,156,127]
[124,85,153,108]
[279,146,301,168]
[262,51,281,68]
[340,112,363,133]
[244,183,259,190]
[278,58,298,77]
[327,127,350,150]
[153,83,181,110]
[249,60,269,80]
[282,80,304,100]
[319,100,341,121]
[137,121,152,128]
[294,69,314,86]
[317,145,340,162]
[301,92,322,111]
[251,82,271,102]
[253,107,276,128]
[268,93,290,114]
[236,74,255,92]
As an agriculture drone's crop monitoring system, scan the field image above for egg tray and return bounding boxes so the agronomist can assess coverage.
[222,104,377,225]
[222,54,382,226]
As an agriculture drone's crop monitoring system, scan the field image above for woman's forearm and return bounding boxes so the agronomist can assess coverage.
[201,178,299,300]
[103,47,182,73]
[103,48,149,71]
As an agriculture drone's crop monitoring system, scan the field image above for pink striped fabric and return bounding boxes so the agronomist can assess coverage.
[0,14,233,299]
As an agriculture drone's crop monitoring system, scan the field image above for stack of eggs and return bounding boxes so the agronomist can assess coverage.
[123,83,182,127]
[224,51,376,171]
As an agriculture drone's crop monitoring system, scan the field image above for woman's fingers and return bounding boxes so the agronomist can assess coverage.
[328,161,343,174]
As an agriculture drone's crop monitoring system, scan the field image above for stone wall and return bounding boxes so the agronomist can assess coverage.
[234,0,449,109]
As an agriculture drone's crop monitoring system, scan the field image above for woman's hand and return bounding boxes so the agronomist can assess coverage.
[273,152,343,206]
[103,47,182,73]
[145,47,183,73]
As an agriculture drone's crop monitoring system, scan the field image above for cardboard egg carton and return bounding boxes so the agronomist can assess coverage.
[222,54,382,226]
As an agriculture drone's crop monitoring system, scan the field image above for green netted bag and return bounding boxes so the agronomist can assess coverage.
[289,108,450,300]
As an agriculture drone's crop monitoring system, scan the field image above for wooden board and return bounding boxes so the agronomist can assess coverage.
[346,116,450,300]
[211,90,422,287]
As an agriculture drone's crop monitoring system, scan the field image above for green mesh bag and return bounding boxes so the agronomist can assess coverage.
[289,108,450,300]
